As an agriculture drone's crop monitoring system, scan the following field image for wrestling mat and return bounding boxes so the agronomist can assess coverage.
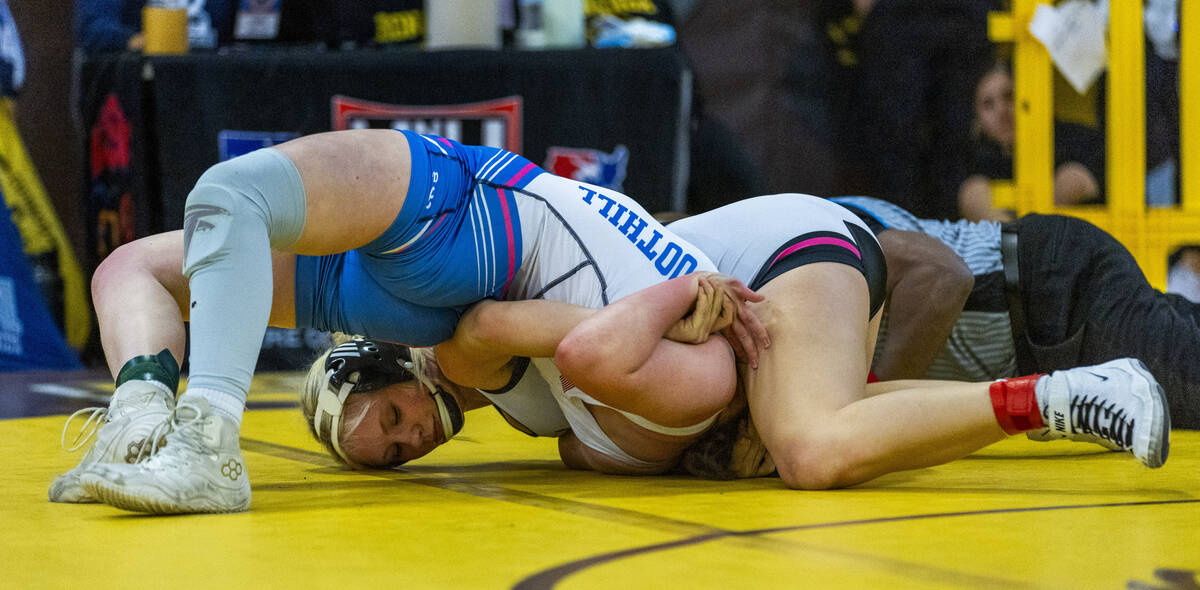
[3,369,1198,589]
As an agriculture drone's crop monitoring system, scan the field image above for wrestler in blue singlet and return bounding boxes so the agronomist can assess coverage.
[294,131,544,345]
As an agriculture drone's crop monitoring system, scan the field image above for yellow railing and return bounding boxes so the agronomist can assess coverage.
[989,0,1200,288]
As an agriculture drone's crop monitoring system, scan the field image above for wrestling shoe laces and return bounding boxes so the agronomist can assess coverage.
[143,400,217,469]
[1069,395,1133,448]
[61,407,108,453]
[48,380,174,504]
[79,395,250,514]
[1025,412,1123,450]
[59,406,171,460]
[1040,358,1169,468]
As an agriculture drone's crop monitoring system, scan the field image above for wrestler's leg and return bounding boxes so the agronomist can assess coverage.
[93,230,297,377]
[80,131,435,513]
[182,129,413,423]
[744,263,1004,490]
[272,129,412,254]
[50,230,295,504]
[99,229,302,391]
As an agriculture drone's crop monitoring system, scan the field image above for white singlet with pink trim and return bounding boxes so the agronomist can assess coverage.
[668,193,875,287]
[493,174,721,467]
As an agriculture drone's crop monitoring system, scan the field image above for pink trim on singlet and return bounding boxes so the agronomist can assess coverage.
[437,137,453,148]
[426,214,448,236]
[496,188,517,297]
[769,237,861,269]
[379,213,449,255]
[505,162,537,186]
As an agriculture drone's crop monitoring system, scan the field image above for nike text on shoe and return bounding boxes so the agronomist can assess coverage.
[1025,425,1123,451]
[48,380,175,503]
[1040,358,1170,468]
[79,394,250,514]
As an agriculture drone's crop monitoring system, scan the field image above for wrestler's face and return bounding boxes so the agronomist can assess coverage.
[338,382,447,468]
[976,69,1015,148]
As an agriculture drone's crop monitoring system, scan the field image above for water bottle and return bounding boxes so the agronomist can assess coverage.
[143,0,189,54]
[516,0,546,49]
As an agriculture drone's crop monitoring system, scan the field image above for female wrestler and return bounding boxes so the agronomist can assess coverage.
[53,128,743,513]
[657,194,1166,485]
[296,269,760,473]
[293,194,1167,487]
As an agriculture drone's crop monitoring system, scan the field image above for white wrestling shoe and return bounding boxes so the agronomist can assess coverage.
[79,395,250,514]
[1025,426,1122,450]
[48,379,175,503]
[1037,358,1169,468]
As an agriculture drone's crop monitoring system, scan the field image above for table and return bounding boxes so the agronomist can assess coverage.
[80,46,693,266]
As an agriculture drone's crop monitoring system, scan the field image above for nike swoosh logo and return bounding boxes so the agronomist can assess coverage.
[1087,372,1109,381]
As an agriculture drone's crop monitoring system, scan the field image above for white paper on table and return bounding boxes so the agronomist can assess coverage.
[1028,0,1108,94]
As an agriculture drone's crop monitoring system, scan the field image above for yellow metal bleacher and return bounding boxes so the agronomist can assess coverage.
[989,0,1200,289]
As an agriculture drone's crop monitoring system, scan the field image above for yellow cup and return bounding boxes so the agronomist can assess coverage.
[142,7,189,55]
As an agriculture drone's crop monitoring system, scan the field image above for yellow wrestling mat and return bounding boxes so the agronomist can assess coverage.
[4,372,1199,589]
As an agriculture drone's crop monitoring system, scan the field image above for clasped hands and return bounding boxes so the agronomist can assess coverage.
[666,272,770,368]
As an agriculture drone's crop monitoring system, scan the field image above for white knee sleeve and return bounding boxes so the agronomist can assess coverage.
[182,148,306,273]
[181,148,307,423]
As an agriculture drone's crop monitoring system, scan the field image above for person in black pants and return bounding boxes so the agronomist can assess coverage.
[833,196,1200,430]
[823,0,996,220]
[1015,214,1200,429]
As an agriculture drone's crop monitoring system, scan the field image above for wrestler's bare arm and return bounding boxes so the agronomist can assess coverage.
[871,229,973,380]
[434,299,595,390]
[555,274,747,429]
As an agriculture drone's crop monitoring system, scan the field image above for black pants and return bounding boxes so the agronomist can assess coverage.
[1016,214,1200,428]
[831,0,994,220]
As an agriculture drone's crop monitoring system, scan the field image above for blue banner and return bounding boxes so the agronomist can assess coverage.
[0,188,81,371]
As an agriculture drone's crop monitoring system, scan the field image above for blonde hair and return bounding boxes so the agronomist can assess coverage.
[298,333,440,467]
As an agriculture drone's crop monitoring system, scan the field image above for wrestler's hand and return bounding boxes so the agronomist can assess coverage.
[702,273,769,369]
[664,275,724,345]
[665,273,769,368]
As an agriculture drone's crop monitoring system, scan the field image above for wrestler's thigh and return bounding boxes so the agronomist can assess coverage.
[742,263,872,445]
[266,250,297,328]
[865,309,881,369]
[274,129,412,254]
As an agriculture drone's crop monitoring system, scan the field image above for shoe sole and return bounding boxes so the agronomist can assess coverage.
[82,478,249,514]
[1126,359,1170,468]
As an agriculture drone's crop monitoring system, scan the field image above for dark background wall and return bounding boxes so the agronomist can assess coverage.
[3,0,841,270]
[9,0,84,265]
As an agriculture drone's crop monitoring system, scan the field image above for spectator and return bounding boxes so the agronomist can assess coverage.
[958,63,1106,222]
[75,0,236,53]
[676,1,833,199]
[1167,246,1200,303]
[1143,0,1180,205]
[822,0,996,221]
